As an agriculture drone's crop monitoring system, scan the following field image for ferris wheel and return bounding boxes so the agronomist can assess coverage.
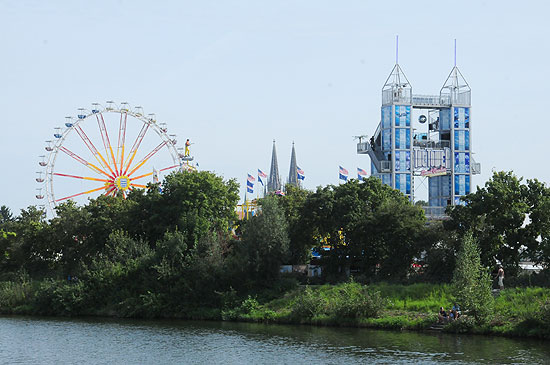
[36,101,194,214]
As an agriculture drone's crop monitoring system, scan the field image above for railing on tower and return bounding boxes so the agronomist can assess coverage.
[421,206,449,220]
[382,87,412,105]
[357,142,391,173]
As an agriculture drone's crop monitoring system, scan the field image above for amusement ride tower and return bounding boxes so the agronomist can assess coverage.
[357,43,481,216]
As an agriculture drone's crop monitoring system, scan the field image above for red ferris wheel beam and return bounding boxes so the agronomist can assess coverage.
[105,185,117,197]
[160,164,180,172]
[131,183,147,189]
[55,185,108,203]
[116,112,128,176]
[122,123,149,176]
[53,172,111,183]
[126,141,168,177]
[130,164,179,182]
[96,113,118,175]
[74,125,116,177]
[59,146,112,179]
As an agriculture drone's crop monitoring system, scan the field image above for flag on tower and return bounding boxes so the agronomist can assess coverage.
[247,187,254,193]
[258,169,267,178]
[258,175,264,186]
[297,166,305,180]
[339,166,348,181]
[247,174,255,182]
[357,167,368,180]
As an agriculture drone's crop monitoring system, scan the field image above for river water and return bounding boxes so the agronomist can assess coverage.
[0,316,548,364]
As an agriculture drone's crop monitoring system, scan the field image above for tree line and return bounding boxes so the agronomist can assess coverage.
[1,169,550,316]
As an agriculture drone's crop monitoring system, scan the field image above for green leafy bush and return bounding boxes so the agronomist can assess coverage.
[445,316,476,333]
[222,295,261,320]
[32,279,86,316]
[290,286,324,320]
[325,281,385,319]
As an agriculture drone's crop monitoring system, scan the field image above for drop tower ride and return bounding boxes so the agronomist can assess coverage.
[357,41,481,216]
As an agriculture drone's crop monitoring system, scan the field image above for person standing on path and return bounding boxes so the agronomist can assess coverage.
[497,266,504,290]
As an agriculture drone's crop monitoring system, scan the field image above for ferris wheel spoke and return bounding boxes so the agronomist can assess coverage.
[74,125,117,177]
[116,112,128,176]
[59,146,113,179]
[127,141,169,177]
[131,172,154,181]
[130,164,179,183]
[96,114,118,175]
[105,185,117,197]
[122,123,150,176]
[55,185,108,203]
[160,164,180,172]
[131,183,147,189]
[53,172,111,183]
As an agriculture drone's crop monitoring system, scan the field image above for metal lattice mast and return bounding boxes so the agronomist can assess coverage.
[267,139,281,192]
[287,142,298,187]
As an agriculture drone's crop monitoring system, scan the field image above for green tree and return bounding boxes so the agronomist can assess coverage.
[446,171,550,277]
[279,184,312,264]
[130,170,239,245]
[522,179,550,271]
[420,223,461,283]
[229,195,290,287]
[297,178,427,281]
[0,205,14,224]
[453,232,494,325]
[3,206,49,276]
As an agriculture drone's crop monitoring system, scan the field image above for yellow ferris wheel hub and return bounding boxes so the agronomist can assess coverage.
[115,175,131,191]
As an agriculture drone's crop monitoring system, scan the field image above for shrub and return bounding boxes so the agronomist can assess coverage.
[325,281,385,319]
[221,295,261,320]
[444,316,476,333]
[32,279,86,316]
[290,286,324,320]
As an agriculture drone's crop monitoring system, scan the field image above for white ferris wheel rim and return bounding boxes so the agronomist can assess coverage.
[39,102,183,215]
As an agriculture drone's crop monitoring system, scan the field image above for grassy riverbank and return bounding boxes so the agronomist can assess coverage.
[1,279,549,339]
[219,282,550,339]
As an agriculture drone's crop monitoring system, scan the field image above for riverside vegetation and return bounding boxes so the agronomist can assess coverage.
[1,170,550,339]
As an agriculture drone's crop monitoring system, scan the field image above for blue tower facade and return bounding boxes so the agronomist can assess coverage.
[358,61,480,216]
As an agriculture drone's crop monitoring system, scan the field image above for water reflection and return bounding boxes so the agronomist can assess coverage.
[0,316,548,364]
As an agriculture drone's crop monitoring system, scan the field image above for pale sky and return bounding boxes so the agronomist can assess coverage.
[1,0,549,213]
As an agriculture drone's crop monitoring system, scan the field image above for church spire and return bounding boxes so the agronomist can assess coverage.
[267,140,281,192]
[288,142,298,187]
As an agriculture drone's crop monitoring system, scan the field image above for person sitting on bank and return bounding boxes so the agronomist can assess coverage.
[449,308,460,321]
[438,307,448,323]
[452,304,461,319]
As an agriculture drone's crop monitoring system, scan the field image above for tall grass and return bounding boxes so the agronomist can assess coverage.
[0,281,34,313]
[370,283,455,312]
[493,287,550,320]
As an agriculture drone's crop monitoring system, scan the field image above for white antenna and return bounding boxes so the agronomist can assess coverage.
[454,39,457,67]
[396,35,399,64]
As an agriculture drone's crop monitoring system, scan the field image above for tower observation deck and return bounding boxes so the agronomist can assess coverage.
[357,61,481,217]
